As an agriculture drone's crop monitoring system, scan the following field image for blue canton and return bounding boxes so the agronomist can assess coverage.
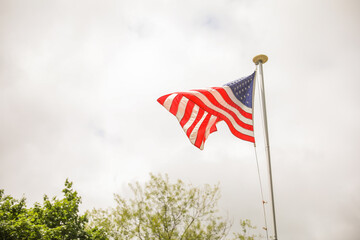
[224,72,255,108]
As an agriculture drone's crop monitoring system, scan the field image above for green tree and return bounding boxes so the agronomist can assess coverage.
[232,219,261,240]
[89,173,232,240]
[0,179,107,240]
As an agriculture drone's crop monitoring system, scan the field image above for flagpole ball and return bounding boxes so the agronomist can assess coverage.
[253,54,268,64]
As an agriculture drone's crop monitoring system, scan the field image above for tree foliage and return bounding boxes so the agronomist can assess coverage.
[0,179,107,240]
[1,175,261,240]
[232,219,260,240]
[89,173,254,240]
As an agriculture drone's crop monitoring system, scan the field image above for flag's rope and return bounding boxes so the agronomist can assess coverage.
[254,67,269,240]
[254,145,269,240]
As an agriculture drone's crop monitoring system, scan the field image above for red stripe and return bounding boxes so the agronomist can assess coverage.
[235,133,254,142]
[179,93,254,143]
[157,94,171,105]
[186,108,204,137]
[193,89,253,131]
[194,113,212,148]
[179,99,194,127]
[212,87,252,119]
[169,95,182,115]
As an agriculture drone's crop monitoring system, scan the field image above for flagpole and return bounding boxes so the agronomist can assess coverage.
[253,54,278,240]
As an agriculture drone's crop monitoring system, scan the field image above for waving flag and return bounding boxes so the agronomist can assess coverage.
[157,72,255,150]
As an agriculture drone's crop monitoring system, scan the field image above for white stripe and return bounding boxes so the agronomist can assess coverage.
[200,142,204,150]
[182,105,199,133]
[204,115,218,140]
[205,88,252,125]
[189,112,208,144]
[175,97,189,122]
[200,115,217,150]
[222,86,252,114]
[163,94,177,111]
[187,91,253,137]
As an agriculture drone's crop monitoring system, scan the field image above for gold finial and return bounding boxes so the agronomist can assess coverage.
[253,54,268,64]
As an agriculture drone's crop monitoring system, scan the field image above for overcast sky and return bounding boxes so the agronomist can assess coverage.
[1,0,360,239]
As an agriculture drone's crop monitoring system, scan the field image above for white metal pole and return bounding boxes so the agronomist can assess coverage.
[253,54,278,240]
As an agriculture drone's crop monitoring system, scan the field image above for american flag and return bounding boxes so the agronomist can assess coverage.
[157,72,255,150]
